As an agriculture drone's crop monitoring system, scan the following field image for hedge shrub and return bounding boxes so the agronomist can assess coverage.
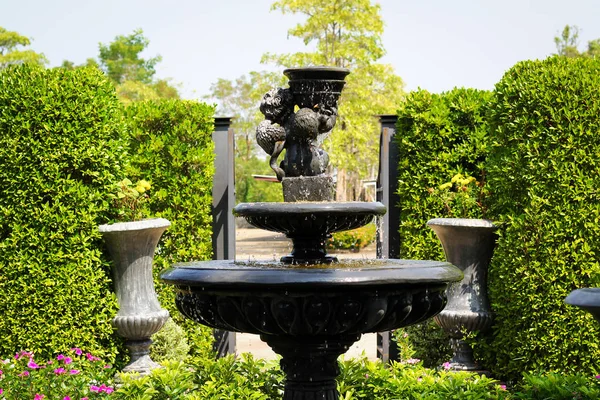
[480,56,600,380]
[327,223,376,251]
[0,65,127,361]
[124,99,216,357]
[394,87,492,365]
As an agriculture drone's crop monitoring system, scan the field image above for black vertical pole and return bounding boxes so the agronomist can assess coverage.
[376,114,400,362]
[212,117,236,260]
[212,116,236,357]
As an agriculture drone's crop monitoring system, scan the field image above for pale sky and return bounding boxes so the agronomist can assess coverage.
[4,0,600,103]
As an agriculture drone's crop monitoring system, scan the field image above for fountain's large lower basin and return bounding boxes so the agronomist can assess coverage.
[160,259,462,336]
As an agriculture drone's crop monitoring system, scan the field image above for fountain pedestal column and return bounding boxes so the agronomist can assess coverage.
[263,334,360,400]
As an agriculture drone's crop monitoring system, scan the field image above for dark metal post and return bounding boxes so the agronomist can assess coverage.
[376,114,400,362]
[376,114,400,259]
[212,117,236,357]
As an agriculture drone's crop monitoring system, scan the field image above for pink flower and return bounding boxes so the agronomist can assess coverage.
[82,398,88,400]
[85,352,100,362]
[18,370,30,377]
[442,362,452,370]
[103,364,112,369]
[63,397,71,400]
[0,388,3,395]
[70,348,83,356]
[91,384,114,394]
[406,358,420,365]
[499,384,507,390]
[57,354,65,361]
[34,395,45,400]
[0,369,3,375]
[63,357,73,365]
[54,367,66,375]
[69,369,80,375]
[596,375,600,379]
[27,360,40,369]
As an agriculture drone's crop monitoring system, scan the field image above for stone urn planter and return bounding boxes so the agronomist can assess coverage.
[99,218,171,375]
[427,218,497,372]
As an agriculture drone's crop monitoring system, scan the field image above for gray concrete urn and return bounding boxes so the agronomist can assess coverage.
[427,218,497,372]
[99,218,171,375]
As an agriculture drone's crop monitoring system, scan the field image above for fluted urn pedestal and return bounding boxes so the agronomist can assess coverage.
[427,218,497,372]
[99,218,171,375]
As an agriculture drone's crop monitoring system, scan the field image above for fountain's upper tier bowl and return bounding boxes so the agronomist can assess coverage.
[284,66,350,109]
[233,201,386,237]
[160,259,463,336]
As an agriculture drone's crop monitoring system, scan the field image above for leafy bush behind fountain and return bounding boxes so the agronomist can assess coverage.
[0,65,215,363]
[395,57,600,380]
[484,56,600,379]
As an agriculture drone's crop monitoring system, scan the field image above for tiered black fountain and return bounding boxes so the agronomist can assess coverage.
[161,67,462,399]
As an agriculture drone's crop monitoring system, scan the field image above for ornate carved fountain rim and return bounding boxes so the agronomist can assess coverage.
[161,259,462,289]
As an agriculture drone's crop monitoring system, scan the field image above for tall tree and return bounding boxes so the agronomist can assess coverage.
[96,29,179,103]
[554,25,600,58]
[0,26,47,69]
[262,0,404,200]
[554,25,581,57]
[98,29,161,85]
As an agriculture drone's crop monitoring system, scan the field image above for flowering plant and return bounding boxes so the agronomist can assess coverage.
[0,348,115,399]
[110,178,152,221]
[428,173,488,218]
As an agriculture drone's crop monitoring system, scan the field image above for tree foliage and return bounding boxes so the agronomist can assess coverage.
[554,25,600,58]
[0,26,47,69]
[98,29,161,85]
[94,29,180,104]
[262,0,405,200]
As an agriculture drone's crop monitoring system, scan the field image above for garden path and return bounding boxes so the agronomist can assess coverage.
[235,226,378,361]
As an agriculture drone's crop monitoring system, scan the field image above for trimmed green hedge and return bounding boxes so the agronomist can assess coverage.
[124,99,216,357]
[480,56,600,379]
[327,223,376,251]
[0,65,127,360]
